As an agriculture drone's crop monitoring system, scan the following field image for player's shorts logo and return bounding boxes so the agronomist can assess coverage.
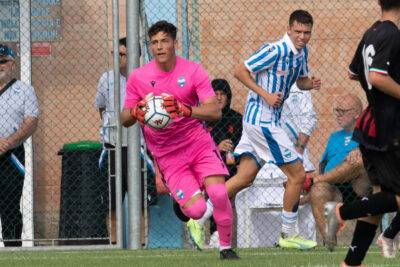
[177,77,186,87]
[283,148,291,159]
[176,189,184,199]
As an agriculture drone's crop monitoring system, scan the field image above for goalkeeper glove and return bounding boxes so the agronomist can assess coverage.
[162,93,192,118]
[302,174,314,192]
[282,174,313,193]
[130,93,154,126]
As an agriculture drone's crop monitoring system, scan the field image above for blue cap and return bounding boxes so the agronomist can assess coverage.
[0,44,15,59]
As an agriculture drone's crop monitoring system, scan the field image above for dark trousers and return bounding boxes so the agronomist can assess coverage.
[0,145,25,246]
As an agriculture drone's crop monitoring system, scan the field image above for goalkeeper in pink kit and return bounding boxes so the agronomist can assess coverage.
[121,20,240,260]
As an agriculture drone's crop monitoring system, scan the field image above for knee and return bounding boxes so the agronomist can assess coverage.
[181,197,207,220]
[206,184,229,204]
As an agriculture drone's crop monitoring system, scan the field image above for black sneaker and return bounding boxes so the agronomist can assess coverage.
[220,249,241,260]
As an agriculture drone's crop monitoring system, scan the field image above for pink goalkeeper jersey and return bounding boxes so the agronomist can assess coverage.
[124,57,216,158]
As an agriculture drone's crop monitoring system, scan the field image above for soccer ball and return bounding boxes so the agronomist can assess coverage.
[142,96,173,130]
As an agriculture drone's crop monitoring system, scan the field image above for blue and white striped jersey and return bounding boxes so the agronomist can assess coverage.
[243,33,309,127]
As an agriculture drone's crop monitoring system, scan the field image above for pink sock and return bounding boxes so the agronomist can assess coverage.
[206,183,232,247]
[181,197,207,220]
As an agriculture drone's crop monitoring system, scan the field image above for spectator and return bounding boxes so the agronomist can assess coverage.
[203,78,243,248]
[207,79,242,176]
[309,94,371,242]
[94,37,157,245]
[0,44,39,246]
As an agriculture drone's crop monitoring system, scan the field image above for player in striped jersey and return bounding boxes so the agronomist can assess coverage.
[231,9,321,249]
[180,10,321,250]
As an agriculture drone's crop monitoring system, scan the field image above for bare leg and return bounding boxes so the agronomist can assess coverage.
[279,160,306,212]
[310,182,340,239]
[106,209,117,243]
[225,154,260,198]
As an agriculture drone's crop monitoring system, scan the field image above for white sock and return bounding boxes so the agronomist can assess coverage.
[219,245,231,251]
[197,198,213,226]
[281,210,297,238]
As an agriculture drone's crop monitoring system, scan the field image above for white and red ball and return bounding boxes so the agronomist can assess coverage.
[142,96,173,130]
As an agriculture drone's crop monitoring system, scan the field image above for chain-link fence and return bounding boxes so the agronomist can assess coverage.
[0,0,383,250]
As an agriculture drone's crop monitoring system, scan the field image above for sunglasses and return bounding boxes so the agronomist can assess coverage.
[0,59,13,65]
[0,45,8,54]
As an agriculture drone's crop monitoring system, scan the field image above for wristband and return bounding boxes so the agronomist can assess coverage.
[295,143,305,149]
[183,105,192,117]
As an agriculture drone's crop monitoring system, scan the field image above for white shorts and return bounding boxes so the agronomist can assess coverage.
[234,122,300,167]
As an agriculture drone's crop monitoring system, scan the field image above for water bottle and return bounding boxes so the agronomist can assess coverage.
[225,150,235,165]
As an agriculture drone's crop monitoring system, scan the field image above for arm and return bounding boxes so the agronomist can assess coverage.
[314,148,364,184]
[348,70,359,81]
[295,91,317,154]
[121,107,137,127]
[294,133,310,155]
[313,159,364,184]
[190,96,221,121]
[234,63,283,108]
[98,108,105,119]
[162,94,221,121]
[0,116,38,155]
[369,72,400,99]
[296,76,321,91]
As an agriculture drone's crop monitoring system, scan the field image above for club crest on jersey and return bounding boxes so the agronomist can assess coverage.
[176,189,184,199]
[283,148,291,159]
[13,87,21,95]
[177,77,186,87]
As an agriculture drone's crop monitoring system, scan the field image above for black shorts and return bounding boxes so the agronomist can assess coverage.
[360,145,400,195]
[103,144,157,209]
[333,182,359,203]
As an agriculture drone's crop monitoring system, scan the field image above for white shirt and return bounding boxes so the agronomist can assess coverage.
[0,80,39,138]
[94,70,127,145]
[281,84,317,172]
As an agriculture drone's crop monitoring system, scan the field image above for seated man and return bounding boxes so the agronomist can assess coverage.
[309,94,371,242]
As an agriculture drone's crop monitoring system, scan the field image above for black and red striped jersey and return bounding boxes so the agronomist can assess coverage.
[348,20,400,151]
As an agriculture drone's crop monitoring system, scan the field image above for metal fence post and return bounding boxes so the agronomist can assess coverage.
[126,0,142,250]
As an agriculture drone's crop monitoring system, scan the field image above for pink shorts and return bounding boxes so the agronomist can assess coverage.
[156,134,229,206]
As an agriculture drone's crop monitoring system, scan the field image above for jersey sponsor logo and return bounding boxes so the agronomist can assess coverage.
[176,189,184,199]
[277,70,287,75]
[177,77,186,87]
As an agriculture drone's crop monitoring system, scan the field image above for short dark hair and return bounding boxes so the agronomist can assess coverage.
[289,10,313,27]
[119,37,126,47]
[380,0,400,11]
[148,20,177,40]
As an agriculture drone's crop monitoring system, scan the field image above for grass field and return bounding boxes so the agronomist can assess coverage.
[0,246,398,267]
